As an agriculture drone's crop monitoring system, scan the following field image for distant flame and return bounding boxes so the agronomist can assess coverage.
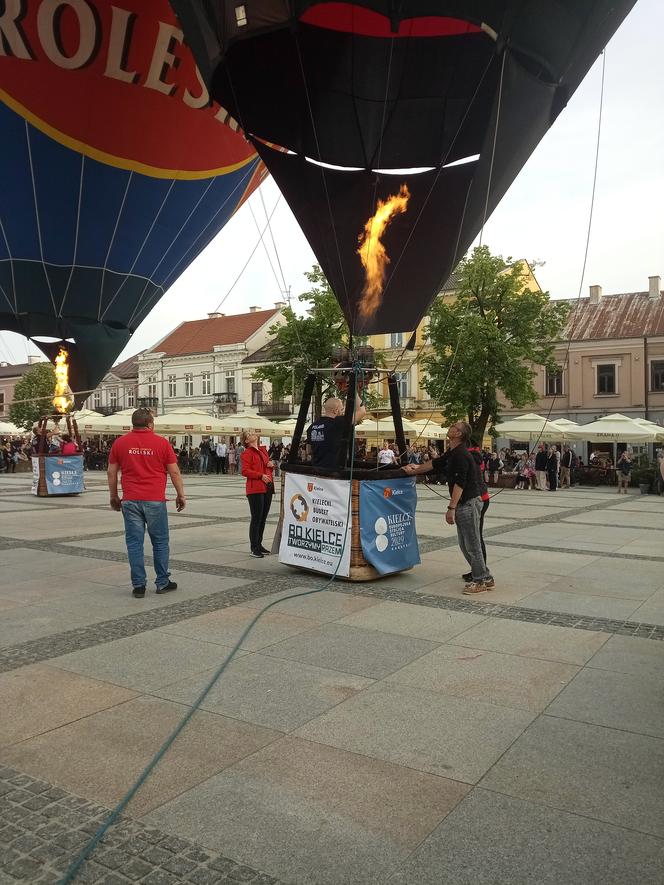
[357,184,410,318]
[52,347,73,414]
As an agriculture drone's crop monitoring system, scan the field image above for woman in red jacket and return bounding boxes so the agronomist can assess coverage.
[240,430,275,558]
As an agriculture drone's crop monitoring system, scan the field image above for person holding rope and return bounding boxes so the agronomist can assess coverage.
[306,395,366,469]
[404,420,494,595]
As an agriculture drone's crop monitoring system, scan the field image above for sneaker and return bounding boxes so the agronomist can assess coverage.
[156,581,178,594]
[250,550,264,558]
[463,581,489,595]
[462,572,472,582]
[483,578,495,590]
[260,546,271,555]
[132,586,146,598]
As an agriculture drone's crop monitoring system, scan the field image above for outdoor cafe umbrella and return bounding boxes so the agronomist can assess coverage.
[213,412,283,436]
[411,419,448,441]
[354,416,421,439]
[79,408,136,435]
[0,420,20,435]
[153,408,228,434]
[564,413,657,443]
[634,418,664,442]
[493,413,569,443]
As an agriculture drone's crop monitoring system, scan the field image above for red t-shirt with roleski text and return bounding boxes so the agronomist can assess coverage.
[109,429,176,502]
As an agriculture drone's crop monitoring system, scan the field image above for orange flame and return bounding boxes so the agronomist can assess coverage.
[357,184,410,318]
[52,347,73,414]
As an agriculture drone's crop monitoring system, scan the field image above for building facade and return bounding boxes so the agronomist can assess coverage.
[0,356,47,417]
[84,353,140,414]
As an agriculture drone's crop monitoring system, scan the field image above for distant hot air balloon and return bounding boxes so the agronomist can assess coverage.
[170,0,636,336]
[0,0,265,401]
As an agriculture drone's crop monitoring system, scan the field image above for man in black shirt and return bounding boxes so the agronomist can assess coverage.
[306,396,366,470]
[405,420,494,594]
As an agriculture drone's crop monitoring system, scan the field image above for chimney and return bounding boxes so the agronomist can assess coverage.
[207,312,225,319]
[589,284,602,304]
[648,275,661,299]
[249,305,261,312]
[274,301,286,309]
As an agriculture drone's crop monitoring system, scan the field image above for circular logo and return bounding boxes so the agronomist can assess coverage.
[290,494,309,522]
[375,517,388,552]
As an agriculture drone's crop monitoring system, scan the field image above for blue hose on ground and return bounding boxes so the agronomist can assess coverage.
[58,369,362,884]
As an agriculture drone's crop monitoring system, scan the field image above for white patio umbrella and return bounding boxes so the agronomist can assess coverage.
[410,419,448,441]
[79,408,136,435]
[154,408,227,434]
[213,411,283,436]
[550,417,580,430]
[272,418,298,436]
[0,420,21,435]
[564,413,657,442]
[634,418,664,442]
[493,413,569,443]
[354,416,421,438]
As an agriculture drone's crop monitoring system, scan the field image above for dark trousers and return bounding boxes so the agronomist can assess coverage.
[216,456,227,474]
[548,469,558,491]
[247,492,273,552]
[479,499,489,563]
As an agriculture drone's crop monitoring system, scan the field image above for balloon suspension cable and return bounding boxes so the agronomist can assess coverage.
[57,370,362,884]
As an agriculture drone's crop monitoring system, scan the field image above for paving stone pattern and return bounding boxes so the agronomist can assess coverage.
[0,764,284,884]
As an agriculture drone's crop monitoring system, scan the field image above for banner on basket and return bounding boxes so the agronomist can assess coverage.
[279,474,352,577]
[360,477,420,575]
[44,455,85,495]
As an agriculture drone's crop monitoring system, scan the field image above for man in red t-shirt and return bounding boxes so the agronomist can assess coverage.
[108,408,186,598]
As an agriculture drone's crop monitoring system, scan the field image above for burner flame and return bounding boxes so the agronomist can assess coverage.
[357,184,410,319]
[52,347,74,414]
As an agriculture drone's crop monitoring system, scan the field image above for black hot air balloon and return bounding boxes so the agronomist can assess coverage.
[170,0,636,336]
[0,0,266,402]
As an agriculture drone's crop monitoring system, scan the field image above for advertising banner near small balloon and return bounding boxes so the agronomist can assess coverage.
[360,477,420,575]
[279,474,351,577]
[32,456,85,496]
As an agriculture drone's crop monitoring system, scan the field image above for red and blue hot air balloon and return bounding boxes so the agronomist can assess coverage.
[0,0,265,400]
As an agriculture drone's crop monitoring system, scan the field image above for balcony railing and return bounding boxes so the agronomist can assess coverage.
[257,400,292,417]
[137,397,159,410]
[214,392,238,414]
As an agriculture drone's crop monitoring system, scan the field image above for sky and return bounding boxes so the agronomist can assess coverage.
[1,0,662,368]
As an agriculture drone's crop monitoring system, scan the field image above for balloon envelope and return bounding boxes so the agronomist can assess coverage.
[172,0,636,336]
[0,0,265,401]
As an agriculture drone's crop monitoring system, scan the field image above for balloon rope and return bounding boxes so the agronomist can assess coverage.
[56,368,362,884]
[24,120,58,319]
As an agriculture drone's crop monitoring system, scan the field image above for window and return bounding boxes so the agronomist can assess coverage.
[545,368,563,396]
[126,388,135,407]
[225,372,235,394]
[93,391,101,409]
[251,382,263,405]
[597,364,616,395]
[651,361,664,392]
[109,388,118,411]
[202,372,211,396]
[168,374,177,398]
[394,371,409,398]
[390,332,403,348]
[184,373,194,397]
[147,376,157,399]
[0,392,4,415]
[235,4,247,26]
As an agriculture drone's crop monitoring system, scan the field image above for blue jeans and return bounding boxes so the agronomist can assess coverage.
[121,501,170,590]
[199,452,209,473]
[455,497,492,582]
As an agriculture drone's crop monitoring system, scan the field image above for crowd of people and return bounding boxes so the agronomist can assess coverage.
[0,426,82,471]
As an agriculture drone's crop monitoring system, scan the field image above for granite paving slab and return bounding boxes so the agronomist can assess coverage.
[153,653,374,732]
[518,588,642,620]
[0,665,137,747]
[335,600,487,642]
[450,618,610,664]
[547,666,664,738]
[262,623,440,679]
[239,589,380,622]
[0,695,281,816]
[49,630,242,692]
[587,633,664,678]
[480,715,664,837]
[387,788,664,885]
[295,681,535,783]
[146,735,469,885]
[157,606,321,651]
[0,603,111,650]
[385,644,578,712]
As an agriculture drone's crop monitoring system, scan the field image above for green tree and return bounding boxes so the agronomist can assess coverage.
[9,362,56,430]
[423,246,570,441]
[254,265,384,416]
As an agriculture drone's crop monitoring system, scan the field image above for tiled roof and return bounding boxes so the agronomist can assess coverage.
[149,309,280,357]
[242,341,279,364]
[108,352,142,380]
[0,361,40,379]
[564,291,664,341]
